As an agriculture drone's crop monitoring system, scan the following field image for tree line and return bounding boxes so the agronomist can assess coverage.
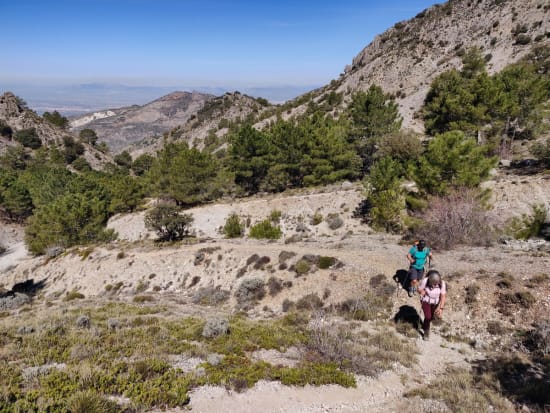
[0,46,548,253]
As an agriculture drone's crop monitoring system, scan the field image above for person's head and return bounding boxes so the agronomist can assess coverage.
[427,270,441,287]
[418,239,426,251]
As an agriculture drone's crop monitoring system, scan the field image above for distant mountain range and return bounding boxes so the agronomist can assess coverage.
[0,83,318,116]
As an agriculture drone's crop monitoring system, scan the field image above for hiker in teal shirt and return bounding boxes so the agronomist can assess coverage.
[406,240,432,297]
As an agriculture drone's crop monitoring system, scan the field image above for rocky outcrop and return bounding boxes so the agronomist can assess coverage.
[0,92,112,168]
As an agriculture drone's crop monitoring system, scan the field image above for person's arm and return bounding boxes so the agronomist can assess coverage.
[407,252,414,265]
[435,293,446,316]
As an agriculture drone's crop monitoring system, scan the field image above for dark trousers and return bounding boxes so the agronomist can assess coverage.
[421,301,438,332]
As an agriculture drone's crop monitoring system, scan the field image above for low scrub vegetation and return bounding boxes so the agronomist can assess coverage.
[249,220,282,240]
[223,213,245,238]
[405,366,514,412]
[505,203,548,240]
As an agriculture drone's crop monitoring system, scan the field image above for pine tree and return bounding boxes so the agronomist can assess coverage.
[409,131,498,195]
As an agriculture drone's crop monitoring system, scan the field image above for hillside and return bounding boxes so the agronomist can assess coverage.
[0,92,111,169]
[1,178,549,412]
[70,91,215,153]
[325,0,549,131]
[129,91,272,157]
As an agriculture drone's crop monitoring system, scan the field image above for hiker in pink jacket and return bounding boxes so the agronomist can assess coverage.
[417,270,446,340]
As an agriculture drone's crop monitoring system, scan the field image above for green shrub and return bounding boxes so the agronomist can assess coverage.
[223,213,244,238]
[249,220,282,239]
[71,157,91,171]
[43,111,69,129]
[269,209,282,223]
[65,290,85,301]
[14,128,41,149]
[318,256,336,269]
[144,204,194,241]
[294,259,311,275]
[531,138,550,167]
[135,280,149,293]
[63,135,85,164]
[506,204,547,240]
[79,128,98,145]
[66,390,120,413]
[25,193,117,255]
[310,212,323,225]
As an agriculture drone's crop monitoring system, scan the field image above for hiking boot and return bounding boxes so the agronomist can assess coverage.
[423,330,430,341]
[408,288,414,297]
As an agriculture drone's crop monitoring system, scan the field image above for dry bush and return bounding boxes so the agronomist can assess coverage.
[267,277,283,296]
[296,293,324,310]
[415,188,500,250]
[282,298,295,312]
[188,276,201,287]
[497,291,536,315]
[525,320,550,356]
[192,286,230,306]
[496,272,514,289]
[306,317,378,376]
[365,330,415,369]
[278,251,296,264]
[253,256,270,270]
[234,278,266,307]
[487,320,507,335]
[202,317,229,338]
[133,295,154,303]
[368,274,396,297]
[246,254,260,265]
[405,366,514,412]
[464,283,480,304]
[337,291,392,321]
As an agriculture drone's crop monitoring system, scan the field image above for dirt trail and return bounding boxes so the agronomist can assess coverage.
[153,325,470,413]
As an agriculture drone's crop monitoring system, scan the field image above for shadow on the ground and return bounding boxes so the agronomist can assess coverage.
[393,304,422,330]
[0,278,47,298]
[472,356,550,410]
[393,269,410,291]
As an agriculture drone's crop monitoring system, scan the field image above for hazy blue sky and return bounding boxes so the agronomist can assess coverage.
[1,0,440,109]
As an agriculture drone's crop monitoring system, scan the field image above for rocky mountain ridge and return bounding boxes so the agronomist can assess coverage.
[128,91,271,156]
[330,0,549,131]
[70,91,215,152]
